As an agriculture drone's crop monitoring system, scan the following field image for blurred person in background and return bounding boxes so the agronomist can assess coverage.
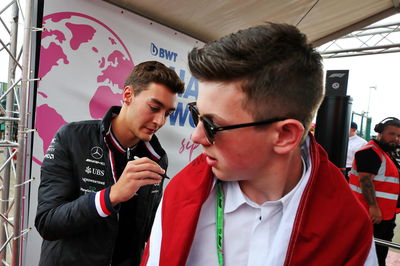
[345,122,367,181]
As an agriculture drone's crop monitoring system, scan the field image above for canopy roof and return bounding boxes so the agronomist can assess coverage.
[104,0,400,46]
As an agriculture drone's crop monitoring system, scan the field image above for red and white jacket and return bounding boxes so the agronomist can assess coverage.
[142,136,374,266]
[349,140,400,220]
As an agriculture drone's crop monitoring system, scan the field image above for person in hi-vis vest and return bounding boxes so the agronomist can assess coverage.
[349,117,400,266]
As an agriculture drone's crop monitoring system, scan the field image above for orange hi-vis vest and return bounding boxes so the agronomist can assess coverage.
[349,140,400,220]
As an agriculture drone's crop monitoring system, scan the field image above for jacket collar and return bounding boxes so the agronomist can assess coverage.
[101,106,121,137]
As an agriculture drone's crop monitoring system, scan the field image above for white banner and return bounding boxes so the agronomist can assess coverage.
[26,0,202,264]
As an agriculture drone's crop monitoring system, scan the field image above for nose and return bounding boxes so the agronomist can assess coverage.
[191,121,211,146]
[153,112,166,127]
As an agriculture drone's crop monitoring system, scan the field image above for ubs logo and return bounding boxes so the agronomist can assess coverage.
[91,146,103,160]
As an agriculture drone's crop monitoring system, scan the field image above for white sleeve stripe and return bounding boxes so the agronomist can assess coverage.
[95,191,108,217]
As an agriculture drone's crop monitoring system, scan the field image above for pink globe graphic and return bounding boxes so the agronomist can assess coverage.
[34,12,134,164]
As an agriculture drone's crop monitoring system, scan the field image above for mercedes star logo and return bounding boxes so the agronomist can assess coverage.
[91,146,103,160]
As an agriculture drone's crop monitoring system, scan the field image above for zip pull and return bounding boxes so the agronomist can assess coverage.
[127,147,131,161]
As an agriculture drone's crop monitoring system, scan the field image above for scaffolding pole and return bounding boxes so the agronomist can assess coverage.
[11,0,31,264]
[0,1,19,264]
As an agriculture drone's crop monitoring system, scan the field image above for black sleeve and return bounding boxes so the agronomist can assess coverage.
[354,148,381,175]
[35,125,104,241]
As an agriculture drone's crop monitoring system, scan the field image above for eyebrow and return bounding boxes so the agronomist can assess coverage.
[149,98,176,112]
[198,109,224,124]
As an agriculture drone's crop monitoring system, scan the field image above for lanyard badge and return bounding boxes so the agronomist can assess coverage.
[216,181,224,266]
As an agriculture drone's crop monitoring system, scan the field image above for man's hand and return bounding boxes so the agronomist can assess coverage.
[109,157,164,206]
[369,205,382,224]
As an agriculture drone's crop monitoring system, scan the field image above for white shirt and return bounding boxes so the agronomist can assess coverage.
[346,135,367,168]
[146,137,377,266]
[185,156,309,266]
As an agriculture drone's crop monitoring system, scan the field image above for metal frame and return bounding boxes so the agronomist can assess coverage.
[0,1,36,265]
[375,238,400,249]
[318,14,400,58]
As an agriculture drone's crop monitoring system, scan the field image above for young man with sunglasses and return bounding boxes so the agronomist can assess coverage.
[141,24,377,265]
[35,61,184,266]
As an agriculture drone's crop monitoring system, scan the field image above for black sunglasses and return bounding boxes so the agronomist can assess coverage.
[188,102,287,144]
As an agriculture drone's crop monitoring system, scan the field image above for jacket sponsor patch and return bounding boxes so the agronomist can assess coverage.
[82,177,105,185]
[84,166,105,176]
[80,187,96,194]
[91,146,103,159]
[86,158,105,166]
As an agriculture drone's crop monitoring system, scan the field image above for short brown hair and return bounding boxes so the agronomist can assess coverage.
[124,61,185,95]
[188,23,324,137]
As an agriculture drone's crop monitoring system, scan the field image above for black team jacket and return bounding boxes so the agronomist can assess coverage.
[35,106,167,266]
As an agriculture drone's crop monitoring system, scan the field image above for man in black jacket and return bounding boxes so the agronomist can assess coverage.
[35,61,185,266]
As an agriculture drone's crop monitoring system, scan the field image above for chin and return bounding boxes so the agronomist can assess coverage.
[212,168,234,182]
[140,133,153,142]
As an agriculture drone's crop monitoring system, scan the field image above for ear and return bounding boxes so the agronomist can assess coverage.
[123,86,133,104]
[376,132,382,141]
[272,119,304,155]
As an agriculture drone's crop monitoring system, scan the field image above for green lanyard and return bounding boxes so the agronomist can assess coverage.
[216,181,224,266]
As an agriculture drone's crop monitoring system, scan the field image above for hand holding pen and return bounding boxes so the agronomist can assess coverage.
[133,156,170,180]
[109,156,166,206]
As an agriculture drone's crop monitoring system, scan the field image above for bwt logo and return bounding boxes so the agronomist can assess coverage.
[150,43,178,62]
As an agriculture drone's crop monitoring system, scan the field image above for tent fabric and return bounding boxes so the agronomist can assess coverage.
[104,0,399,46]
